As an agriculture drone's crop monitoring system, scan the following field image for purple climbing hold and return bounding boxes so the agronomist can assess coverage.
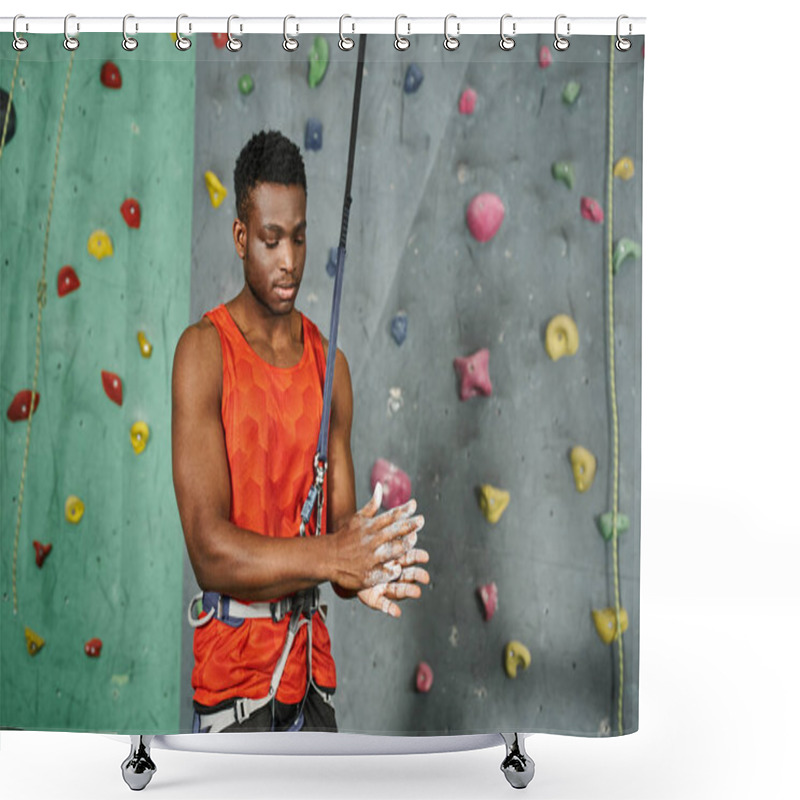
[325,247,338,277]
[453,348,492,401]
[370,458,412,510]
[305,118,323,151]
[404,63,424,94]
[466,193,505,243]
[391,312,408,345]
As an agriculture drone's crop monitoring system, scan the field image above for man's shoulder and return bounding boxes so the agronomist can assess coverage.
[174,316,221,373]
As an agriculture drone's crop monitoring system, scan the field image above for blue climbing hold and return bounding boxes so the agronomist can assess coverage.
[305,118,323,151]
[404,64,424,94]
[391,312,408,345]
[325,247,338,277]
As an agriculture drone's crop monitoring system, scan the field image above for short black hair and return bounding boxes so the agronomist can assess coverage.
[233,130,307,224]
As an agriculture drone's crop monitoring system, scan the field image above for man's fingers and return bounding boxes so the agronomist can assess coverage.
[384,581,422,600]
[397,566,430,585]
[357,482,383,518]
[374,524,422,562]
[358,587,401,618]
[396,548,430,568]
[371,498,418,529]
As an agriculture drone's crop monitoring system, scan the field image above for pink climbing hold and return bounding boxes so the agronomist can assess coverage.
[539,45,553,68]
[370,458,412,510]
[459,87,477,114]
[580,196,604,224]
[477,582,498,621]
[416,662,433,693]
[466,193,505,243]
[453,348,492,401]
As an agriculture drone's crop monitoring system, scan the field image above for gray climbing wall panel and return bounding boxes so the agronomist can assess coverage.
[185,33,642,736]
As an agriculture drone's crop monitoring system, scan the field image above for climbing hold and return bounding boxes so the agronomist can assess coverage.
[504,641,531,678]
[466,193,505,243]
[308,36,330,88]
[25,627,45,656]
[85,638,103,658]
[120,198,141,229]
[87,230,113,260]
[570,446,597,493]
[57,265,81,297]
[101,370,123,406]
[130,421,150,455]
[597,512,630,542]
[562,80,581,104]
[170,32,178,44]
[416,662,433,693]
[391,312,408,345]
[6,389,41,421]
[137,330,153,358]
[580,197,604,224]
[370,458,412,510]
[211,32,226,48]
[65,495,85,524]
[613,238,642,274]
[1,89,16,145]
[33,540,52,568]
[387,387,404,416]
[100,61,122,89]
[551,161,575,189]
[305,118,323,151]
[539,45,552,68]
[459,87,477,114]
[204,171,227,208]
[238,74,254,95]
[592,607,629,645]
[545,314,579,361]
[477,582,498,621]
[325,247,338,277]
[613,156,635,180]
[453,348,492,400]
[478,485,510,524]
[404,63,424,94]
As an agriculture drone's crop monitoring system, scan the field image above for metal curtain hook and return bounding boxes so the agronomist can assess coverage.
[339,15,355,51]
[283,15,299,51]
[64,13,79,51]
[499,14,515,51]
[443,13,460,51]
[122,14,138,51]
[554,14,570,51]
[616,15,632,51]
[394,15,410,51]
[227,15,242,52]
[175,14,191,51]
[12,14,29,51]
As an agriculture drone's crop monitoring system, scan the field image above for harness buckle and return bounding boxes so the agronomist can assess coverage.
[234,697,249,724]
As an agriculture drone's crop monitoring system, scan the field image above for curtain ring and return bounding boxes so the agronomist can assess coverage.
[394,15,410,51]
[63,13,79,51]
[554,14,570,51]
[227,15,243,52]
[499,14,515,51]
[121,14,138,51]
[175,14,191,51]
[283,15,299,52]
[616,15,632,51]
[443,14,460,51]
[339,15,355,51]
[12,15,29,52]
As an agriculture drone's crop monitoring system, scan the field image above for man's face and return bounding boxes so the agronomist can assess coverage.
[237,181,307,316]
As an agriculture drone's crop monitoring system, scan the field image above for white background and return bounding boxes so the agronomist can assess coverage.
[3,1,799,798]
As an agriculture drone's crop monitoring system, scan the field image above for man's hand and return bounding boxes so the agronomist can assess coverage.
[357,545,430,618]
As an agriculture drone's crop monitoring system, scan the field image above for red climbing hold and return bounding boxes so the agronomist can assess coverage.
[101,370,123,406]
[212,32,227,48]
[57,265,81,297]
[459,87,477,115]
[7,390,40,421]
[370,458,412,510]
[85,638,103,657]
[580,197,604,224]
[466,193,505,243]
[120,198,141,229]
[416,662,434,693]
[477,582,498,621]
[453,349,492,401]
[33,541,52,568]
[100,61,122,89]
[539,45,553,68]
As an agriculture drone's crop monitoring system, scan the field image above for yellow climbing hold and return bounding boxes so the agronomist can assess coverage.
[130,421,150,455]
[545,314,579,361]
[137,330,153,358]
[65,494,85,524]
[87,230,113,260]
[204,171,227,208]
[613,156,634,180]
[592,607,629,644]
[478,484,510,524]
[25,627,45,656]
[570,446,597,492]
[504,640,531,678]
[170,32,178,43]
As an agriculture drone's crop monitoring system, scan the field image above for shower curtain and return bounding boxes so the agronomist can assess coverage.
[1,29,643,738]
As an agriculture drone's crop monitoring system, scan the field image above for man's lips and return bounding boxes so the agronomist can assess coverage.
[274,284,297,299]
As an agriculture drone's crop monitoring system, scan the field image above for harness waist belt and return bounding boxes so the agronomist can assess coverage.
[187,587,321,629]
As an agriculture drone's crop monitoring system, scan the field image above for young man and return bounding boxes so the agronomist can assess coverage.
[172,130,429,733]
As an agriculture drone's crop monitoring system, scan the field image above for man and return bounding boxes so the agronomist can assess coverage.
[172,130,429,734]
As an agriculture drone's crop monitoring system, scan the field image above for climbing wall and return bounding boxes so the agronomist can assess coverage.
[186,34,642,736]
[0,34,194,732]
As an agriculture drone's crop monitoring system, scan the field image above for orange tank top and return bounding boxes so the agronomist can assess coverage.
[192,303,337,707]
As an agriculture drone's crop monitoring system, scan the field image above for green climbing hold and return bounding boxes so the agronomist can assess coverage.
[562,80,581,105]
[308,36,330,88]
[552,161,574,190]
[238,74,254,95]
[597,512,630,542]
[612,238,642,274]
